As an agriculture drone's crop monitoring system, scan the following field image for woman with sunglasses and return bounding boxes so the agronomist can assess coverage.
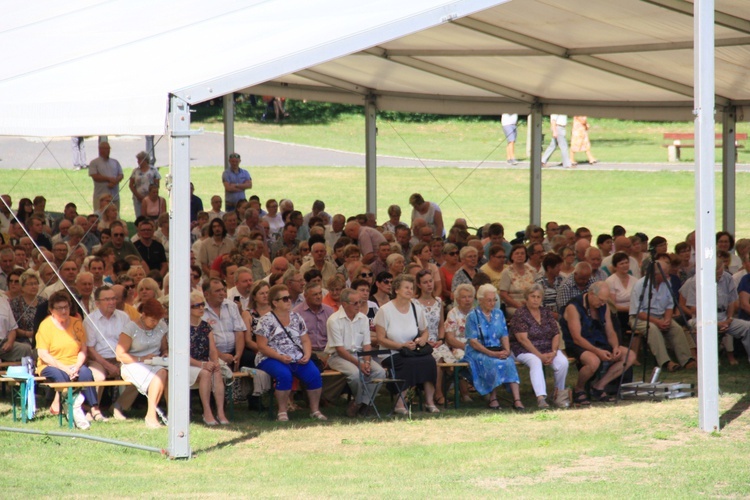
[254,284,326,422]
[189,291,229,426]
[371,271,393,307]
[439,243,461,304]
[36,291,100,428]
[351,263,374,287]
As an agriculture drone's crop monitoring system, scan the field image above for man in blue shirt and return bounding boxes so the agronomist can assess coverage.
[222,152,252,212]
[629,253,695,372]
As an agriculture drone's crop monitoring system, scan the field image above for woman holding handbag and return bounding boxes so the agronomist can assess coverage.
[374,274,439,414]
[254,284,326,422]
[464,284,523,410]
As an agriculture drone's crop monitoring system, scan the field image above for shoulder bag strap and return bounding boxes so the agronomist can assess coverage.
[475,309,487,347]
[411,302,421,341]
[271,311,304,354]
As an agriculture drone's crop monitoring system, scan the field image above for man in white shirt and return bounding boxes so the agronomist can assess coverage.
[325,289,385,417]
[202,278,246,369]
[227,267,254,311]
[541,114,572,168]
[85,286,136,419]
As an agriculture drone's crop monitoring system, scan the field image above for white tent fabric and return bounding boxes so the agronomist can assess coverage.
[248,0,750,120]
[0,0,507,137]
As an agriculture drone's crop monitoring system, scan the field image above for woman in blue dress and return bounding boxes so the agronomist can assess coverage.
[464,284,524,410]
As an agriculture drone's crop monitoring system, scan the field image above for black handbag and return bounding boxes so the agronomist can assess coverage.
[399,303,433,357]
[272,312,325,372]
[475,310,506,353]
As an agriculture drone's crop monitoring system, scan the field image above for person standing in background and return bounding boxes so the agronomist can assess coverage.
[89,141,124,210]
[570,116,598,166]
[541,114,572,169]
[501,113,518,165]
[72,137,87,170]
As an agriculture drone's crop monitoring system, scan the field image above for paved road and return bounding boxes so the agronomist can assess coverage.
[1,132,747,172]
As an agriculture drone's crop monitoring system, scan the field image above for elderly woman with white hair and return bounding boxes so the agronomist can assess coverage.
[443,282,476,402]
[129,150,161,218]
[509,284,570,408]
[463,283,523,410]
[386,252,406,278]
[450,245,481,296]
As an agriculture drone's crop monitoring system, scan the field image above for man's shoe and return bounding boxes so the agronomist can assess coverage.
[346,400,359,418]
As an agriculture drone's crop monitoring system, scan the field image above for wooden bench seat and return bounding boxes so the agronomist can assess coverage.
[662,132,747,162]
[42,380,135,429]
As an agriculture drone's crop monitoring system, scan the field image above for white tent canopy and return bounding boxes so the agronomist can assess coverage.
[0,0,736,457]
[247,0,750,120]
[0,0,507,136]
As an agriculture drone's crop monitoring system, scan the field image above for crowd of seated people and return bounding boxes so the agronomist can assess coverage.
[2,186,749,428]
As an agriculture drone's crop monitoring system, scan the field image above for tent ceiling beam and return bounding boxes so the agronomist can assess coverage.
[295,69,371,96]
[373,36,750,57]
[453,17,731,106]
[365,49,536,104]
[642,0,750,35]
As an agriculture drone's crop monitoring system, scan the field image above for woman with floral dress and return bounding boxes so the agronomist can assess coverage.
[464,284,523,410]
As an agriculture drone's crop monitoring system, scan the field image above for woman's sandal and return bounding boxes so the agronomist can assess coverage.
[434,396,446,406]
[513,399,525,411]
[573,391,591,407]
[488,397,501,410]
[425,405,440,414]
[310,411,328,421]
[277,412,289,422]
[590,387,616,403]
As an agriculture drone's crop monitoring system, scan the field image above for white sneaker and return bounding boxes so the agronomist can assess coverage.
[73,393,91,430]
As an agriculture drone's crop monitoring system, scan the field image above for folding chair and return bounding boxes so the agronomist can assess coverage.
[356,349,406,419]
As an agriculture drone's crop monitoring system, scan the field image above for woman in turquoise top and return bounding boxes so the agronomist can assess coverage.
[464,284,523,410]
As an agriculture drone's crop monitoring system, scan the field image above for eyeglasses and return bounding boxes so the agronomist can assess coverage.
[348,300,365,306]
[124,285,135,291]
[190,303,205,309]
[228,153,241,159]
[275,296,291,303]
[447,251,458,256]
[53,305,70,311]
[97,297,117,302]
[112,233,125,237]
[381,279,393,285]
[192,274,200,280]
[360,272,373,278]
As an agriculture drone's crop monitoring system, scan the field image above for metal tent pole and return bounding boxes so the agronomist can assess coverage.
[365,95,378,215]
[223,94,235,172]
[694,0,719,433]
[167,95,193,458]
[721,106,737,235]
[529,106,542,226]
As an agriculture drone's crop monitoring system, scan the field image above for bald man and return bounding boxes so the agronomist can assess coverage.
[344,221,386,265]
[88,141,123,210]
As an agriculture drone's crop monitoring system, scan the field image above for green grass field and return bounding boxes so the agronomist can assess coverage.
[2,364,749,497]
[195,114,750,164]
[4,166,750,247]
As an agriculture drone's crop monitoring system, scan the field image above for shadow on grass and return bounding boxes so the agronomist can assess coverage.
[720,393,750,429]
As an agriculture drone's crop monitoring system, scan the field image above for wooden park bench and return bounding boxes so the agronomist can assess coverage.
[43,379,135,429]
[663,132,747,162]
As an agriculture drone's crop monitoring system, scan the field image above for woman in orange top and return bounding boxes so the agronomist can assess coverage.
[36,291,103,429]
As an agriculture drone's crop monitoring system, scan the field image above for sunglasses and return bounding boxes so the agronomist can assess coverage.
[360,272,373,278]
[229,153,241,159]
[381,279,393,285]
[124,285,135,291]
[190,303,205,309]
[275,296,291,303]
[191,274,200,280]
[447,251,458,256]
[112,233,125,237]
